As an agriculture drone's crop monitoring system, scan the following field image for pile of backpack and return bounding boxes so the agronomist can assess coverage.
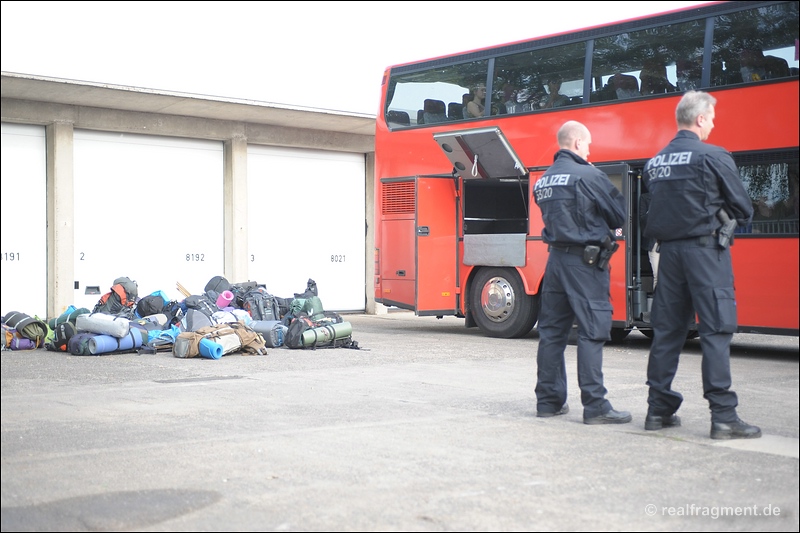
[1,275,358,358]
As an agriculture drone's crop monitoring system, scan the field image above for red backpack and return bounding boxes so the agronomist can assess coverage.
[93,277,138,317]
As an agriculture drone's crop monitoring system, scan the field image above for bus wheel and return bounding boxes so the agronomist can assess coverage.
[470,267,538,338]
[609,328,631,343]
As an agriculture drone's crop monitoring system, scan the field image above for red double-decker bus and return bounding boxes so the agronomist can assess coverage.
[373,0,799,340]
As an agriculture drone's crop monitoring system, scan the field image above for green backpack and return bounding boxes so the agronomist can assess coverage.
[2,311,48,348]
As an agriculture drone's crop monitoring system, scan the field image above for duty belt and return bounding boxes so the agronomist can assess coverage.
[549,244,586,257]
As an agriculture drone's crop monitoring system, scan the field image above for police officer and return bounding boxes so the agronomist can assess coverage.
[643,91,760,440]
[533,121,631,425]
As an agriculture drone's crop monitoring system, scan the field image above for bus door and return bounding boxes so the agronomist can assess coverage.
[415,176,458,315]
[593,164,639,333]
[376,174,459,315]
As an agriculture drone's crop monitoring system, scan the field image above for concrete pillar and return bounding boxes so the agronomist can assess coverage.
[364,152,381,315]
[224,135,249,283]
[46,121,75,318]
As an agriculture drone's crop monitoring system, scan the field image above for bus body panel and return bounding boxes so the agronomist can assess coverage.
[732,237,799,331]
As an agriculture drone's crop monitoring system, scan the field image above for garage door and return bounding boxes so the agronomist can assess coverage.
[247,146,365,311]
[0,123,47,318]
[73,130,224,309]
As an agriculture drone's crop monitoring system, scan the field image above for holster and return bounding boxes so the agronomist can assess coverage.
[596,241,619,271]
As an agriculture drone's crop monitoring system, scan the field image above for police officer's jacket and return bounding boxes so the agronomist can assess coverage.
[643,130,753,241]
[534,149,625,246]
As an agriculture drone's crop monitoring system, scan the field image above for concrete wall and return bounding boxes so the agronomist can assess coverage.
[1,94,377,317]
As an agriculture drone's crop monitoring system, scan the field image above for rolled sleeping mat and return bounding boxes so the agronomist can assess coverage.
[76,313,131,338]
[198,338,223,359]
[88,329,144,355]
[251,320,287,348]
[250,320,281,335]
[216,290,234,309]
[301,321,352,347]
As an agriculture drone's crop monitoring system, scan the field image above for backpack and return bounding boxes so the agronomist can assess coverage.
[294,278,319,299]
[285,312,356,350]
[45,322,77,352]
[183,295,219,317]
[2,324,39,350]
[203,275,231,303]
[48,306,91,331]
[161,300,184,326]
[136,294,166,318]
[229,281,261,308]
[173,322,267,358]
[2,311,48,348]
[187,323,242,356]
[274,296,293,319]
[284,314,316,349]
[180,308,214,332]
[288,296,325,321]
[243,288,280,321]
[93,276,138,318]
[173,331,204,358]
[226,322,268,355]
[68,332,100,356]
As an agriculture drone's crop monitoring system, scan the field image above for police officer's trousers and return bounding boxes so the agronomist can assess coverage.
[647,237,739,423]
[536,249,613,418]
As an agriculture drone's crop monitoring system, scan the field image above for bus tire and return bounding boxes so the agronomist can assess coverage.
[609,328,631,343]
[470,267,538,338]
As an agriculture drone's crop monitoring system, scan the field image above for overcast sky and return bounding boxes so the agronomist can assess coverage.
[1,1,713,115]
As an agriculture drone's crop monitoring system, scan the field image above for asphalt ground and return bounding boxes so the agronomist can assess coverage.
[2,310,798,532]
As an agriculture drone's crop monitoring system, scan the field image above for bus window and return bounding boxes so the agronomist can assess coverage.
[738,159,800,235]
[590,20,705,102]
[711,2,799,87]
[385,60,489,127]
[493,42,585,114]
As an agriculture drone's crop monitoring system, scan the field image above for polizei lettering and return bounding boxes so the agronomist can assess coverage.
[534,173,571,202]
[535,174,571,189]
[646,151,693,180]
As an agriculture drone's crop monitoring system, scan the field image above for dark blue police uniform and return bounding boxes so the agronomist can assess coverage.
[643,130,753,424]
[533,149,626,419]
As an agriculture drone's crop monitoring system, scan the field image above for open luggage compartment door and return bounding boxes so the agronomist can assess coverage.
[433,126,528,180]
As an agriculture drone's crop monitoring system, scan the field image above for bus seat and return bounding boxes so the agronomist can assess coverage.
[611,73,640,99]
[417,109,425,124]
[448,102,464,120]
[423,99,448,124]
[387,110,410,125]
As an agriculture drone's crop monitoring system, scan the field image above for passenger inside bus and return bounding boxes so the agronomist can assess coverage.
[739,48,790,82]
[541,75,571,108]
[502,83,518,113]
[465,86,486,118]
[639,59,676,95]
[610,73,641,99]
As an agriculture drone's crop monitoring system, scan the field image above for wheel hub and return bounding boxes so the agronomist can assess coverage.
[480,276,515,323]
